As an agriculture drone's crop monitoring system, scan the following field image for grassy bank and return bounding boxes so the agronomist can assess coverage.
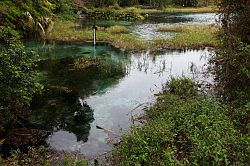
[137,6,217,14]
[154,24,219,49]
[48,21,218,51]
[162,6,217,13]
[111,77,249,165]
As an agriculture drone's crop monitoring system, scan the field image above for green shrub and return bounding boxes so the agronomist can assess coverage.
[165,76,196,97]
[0,26,42,131]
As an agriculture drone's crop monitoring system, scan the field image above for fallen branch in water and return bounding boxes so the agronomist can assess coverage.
[96,125,121,146]
[96,125,119,137]
[126,102,151,116]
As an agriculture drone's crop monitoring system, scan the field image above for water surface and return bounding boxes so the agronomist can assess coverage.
[132,13,218,40]
[27,41,211,158]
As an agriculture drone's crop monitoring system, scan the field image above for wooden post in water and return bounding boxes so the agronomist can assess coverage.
[92,24,97,46]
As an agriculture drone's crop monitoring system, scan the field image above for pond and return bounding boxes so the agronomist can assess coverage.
[81,13,218,40]
[132,13,218,40]
[27,41,212,158]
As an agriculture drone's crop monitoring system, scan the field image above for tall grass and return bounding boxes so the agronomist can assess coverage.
[154,24,219,49]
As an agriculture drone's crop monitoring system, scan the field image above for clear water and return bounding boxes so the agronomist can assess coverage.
[27,41,211,158]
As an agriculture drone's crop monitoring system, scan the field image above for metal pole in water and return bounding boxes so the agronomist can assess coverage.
[92,24,97,46]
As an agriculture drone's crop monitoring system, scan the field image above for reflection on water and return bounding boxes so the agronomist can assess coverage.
[29,41,127,147]
[27,41,211,158]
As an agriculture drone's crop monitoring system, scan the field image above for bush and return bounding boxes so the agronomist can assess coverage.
[0,26,42,132]
[165,76,196,97]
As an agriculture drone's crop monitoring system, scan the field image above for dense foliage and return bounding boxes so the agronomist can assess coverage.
[0,0,75,38]
[0,27,42,133]
[211,0,250,105]
[210,0,250,137]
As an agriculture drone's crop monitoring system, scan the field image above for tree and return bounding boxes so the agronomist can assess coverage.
[211,0,250,104]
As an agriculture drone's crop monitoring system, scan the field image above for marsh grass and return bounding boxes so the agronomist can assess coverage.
[163,6,217,13]
[137,6,217,14]
[155,24,219,49]
[49,21,218,51]
[106,25,129,34]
